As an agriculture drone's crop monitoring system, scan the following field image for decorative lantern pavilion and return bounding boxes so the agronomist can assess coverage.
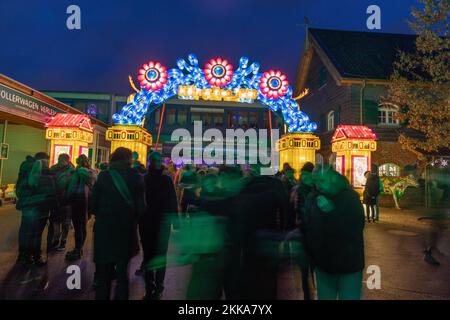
[45,114,94,166]
[279,132,320,179]
[106,125,152,166]
[331,125,377,190]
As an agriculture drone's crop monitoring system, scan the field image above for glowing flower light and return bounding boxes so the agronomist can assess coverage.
[137,61,167,91]
[259,70,289,99]
[204,58,233,87]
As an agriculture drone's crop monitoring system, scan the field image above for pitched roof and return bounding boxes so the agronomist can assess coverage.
[46,114,93,132]
[332,125,377,141]
[309,28,417,80]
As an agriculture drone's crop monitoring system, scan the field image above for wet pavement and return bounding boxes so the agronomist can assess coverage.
[0,204,449,300]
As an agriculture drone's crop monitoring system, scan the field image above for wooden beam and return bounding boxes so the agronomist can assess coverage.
[295,47,314,94]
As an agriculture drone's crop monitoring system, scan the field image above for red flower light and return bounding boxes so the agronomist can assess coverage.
[137,61,167,91]
[259,70,289,99]
[204,58,233,87]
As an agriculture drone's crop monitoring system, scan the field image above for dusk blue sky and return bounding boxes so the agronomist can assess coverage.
[0,0,420,95]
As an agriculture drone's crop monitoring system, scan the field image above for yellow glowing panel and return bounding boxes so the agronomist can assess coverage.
[278,132,320,179]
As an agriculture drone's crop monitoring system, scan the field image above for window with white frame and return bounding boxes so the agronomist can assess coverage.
[379,163,400,176]
[378,104,399,126]
[327,111,335,131]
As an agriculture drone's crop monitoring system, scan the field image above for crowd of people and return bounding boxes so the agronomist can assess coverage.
[14,148,372,300]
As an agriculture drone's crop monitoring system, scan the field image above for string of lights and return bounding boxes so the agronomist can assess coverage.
[112,54,317,133]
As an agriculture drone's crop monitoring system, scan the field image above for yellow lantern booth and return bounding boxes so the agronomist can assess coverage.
[278,132,320,179]
[45,114,94,166]
[106,125,152,166]
[331,125,377,191]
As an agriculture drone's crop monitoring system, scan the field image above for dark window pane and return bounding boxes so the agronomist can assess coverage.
[191,112,202,124]
[263,111,269,128]
[166,108,176,125]
[203,113,212,127]
[214,114,223,127]
[178,108,187,125]
[249,111,257,128]
[237,111,248,128]
[228,112,237,128]
[155,109,161,125]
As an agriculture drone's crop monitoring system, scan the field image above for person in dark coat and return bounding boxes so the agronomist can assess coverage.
[47,153,74,252]
[363,171,381,223]
[304,165,365,300]
[286,161,315,300]
[140,152,178,300]
[185,167,241,300]
[91,147,146,300]
[237,174,290,299]
[15,155,36,265]
[280,163,297,196]
[132,151,146,175]
[16,152,56,267]
[179,164,200,216]
[66,154,96,261]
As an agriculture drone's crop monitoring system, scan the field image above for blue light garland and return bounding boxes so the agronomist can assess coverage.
[113,54,317,133]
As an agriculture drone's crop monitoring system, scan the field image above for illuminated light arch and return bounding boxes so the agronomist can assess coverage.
[113,54,317,133]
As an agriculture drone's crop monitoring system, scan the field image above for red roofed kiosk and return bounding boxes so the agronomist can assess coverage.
[331,125,377,190]
[45,114,94,166]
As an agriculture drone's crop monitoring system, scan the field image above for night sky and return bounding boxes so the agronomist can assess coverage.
[0,0,419,95]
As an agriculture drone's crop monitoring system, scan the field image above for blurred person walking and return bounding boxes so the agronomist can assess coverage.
[304,165,365,300]
[287,161,315,300]
[132,151,146,175]
[15,152,56,267]
[178,164,201,218]
[185,166,242,300]
[15,155,35,265]
[140,152,178,300]
[91,147,146,300]
[237,172,290,300]
[47,153,74,253]
[65,155,96,261]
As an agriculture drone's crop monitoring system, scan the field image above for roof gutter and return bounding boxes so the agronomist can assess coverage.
[341,78,390,86]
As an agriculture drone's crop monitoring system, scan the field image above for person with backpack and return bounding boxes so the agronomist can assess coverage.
[47,153,74,253]
[65,154,96,261]
[91,147,146,300]
[15,152,57,267]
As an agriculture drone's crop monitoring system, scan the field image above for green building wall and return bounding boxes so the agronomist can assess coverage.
[1,124,47,185]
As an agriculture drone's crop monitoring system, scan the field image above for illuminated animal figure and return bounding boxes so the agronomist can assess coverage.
[380,175,419,210]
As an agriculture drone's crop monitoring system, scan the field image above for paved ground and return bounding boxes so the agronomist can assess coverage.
[0,204,449,300]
